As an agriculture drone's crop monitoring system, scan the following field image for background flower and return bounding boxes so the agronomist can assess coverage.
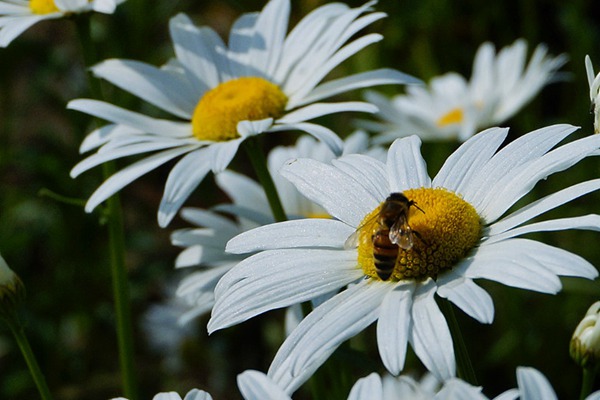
[0,0,124,47]
[360,39,566,142]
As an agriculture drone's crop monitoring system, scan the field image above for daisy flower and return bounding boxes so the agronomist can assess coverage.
[570,300,600,370]
[0,0,123,47]
[68,0,419,227]
[361,39,566,142]
[209,124,600,394]
[112,389,212,400]
[174,131,382,323]
[350,368,600,400]
[585,55,600,134]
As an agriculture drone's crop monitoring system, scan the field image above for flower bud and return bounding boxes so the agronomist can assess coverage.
[0,254,25,319]
[570,301,600,370]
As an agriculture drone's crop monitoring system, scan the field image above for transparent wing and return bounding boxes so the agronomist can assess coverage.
[389,218,413,250]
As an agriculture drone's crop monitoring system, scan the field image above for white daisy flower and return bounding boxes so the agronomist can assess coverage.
[585,55,600,134]
[361,39,566,142]
[570,300,600,370]
[0,0,124,47]
[174,131,382,323]
[68,0,419,227]
[351,367,600,400]
[112,388,212,400]
[496,367,600,400]
[209,124,600,394]
[348,372,485,400]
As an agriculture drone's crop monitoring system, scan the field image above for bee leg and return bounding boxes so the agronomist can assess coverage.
[413,229,429,246]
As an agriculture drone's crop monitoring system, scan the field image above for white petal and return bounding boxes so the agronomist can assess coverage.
[169,14,229,91]
[0,15,52,47]
[436,274,494,324]
[215,170,267,215]
[489,179,600,236]
[270,122,343,155]
[279,158,380,227]
[487,215,600,247]
[68,99,192,137]
[237,370,291,400]
[237,118,274,137]
[347,373,383,400]
[179,207,239,235]
[71,138,190,177]
[291,68,421,108]
[79,124,142,153]
[290,33,383,101]
[91,59,196,118]
[463,239,563,293]
[376,282,414,375]
[226,219,354,254]
[208,249,361,333]
[208,139,244,173]
[409,279,456,380]
[84,147,192,213]
[274,3,349,84]
[227,12,258,77]
[158,148,213,227]
[516,367,558,400]
[248,0,289,77]
[332,154,389,201]
[464,124,577,211]
[279,102,377,123]
[387,136,431,192]
[436,379,487,400]
[433,127,508,193]
[268,279,389,395]
[91,0,118,13]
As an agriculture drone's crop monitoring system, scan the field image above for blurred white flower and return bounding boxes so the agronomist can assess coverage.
[585,55,600,134]
[362,39,566,142]
[0,0,124,47]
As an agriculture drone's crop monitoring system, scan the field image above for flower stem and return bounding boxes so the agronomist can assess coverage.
[439,297,477,385]
[74,15,139,400]
[580,367,597,400]
[243,137,287,222]
[5,314,53,400]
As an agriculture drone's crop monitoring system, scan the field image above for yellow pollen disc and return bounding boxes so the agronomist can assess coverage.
[306,212,331,219]
[437,107,464,127]
[191,77,287,142]
[29,0,59,14]
[357,188,481,281]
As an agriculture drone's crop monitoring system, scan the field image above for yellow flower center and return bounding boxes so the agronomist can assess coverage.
[357,188,481,281]
[191,77,288,142]
[29,0,59,14]
[437,107,464,127]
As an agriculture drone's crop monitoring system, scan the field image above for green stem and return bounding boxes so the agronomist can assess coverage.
[580,367,597,400]
[5,315,53,400]
[243,138,287,222]
[439,298,477,385]
[74,15,139,400]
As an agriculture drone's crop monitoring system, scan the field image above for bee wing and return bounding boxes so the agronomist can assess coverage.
[344,229,360,249]
[344,213,378,249]
[389,218,413,250]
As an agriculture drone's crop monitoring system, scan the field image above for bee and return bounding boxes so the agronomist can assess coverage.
[345,192,424,281]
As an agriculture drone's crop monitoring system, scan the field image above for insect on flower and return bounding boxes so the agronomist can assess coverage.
[345,192,424,280]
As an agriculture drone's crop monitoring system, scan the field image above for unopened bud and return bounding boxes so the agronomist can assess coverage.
[570,301,600,370]
[0,254,25,319]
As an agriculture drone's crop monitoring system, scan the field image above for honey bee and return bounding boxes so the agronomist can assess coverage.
[345,192,424,281]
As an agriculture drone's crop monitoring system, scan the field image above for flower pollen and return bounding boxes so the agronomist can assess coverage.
[436,107,464,127]
[192,77,287,142]
[357,188,481,281]
[29,0,59,14]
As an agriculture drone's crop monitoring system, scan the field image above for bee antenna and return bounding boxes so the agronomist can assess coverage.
[411,201,425,214]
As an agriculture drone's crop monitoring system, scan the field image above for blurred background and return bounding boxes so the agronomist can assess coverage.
[1,0,600,398]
